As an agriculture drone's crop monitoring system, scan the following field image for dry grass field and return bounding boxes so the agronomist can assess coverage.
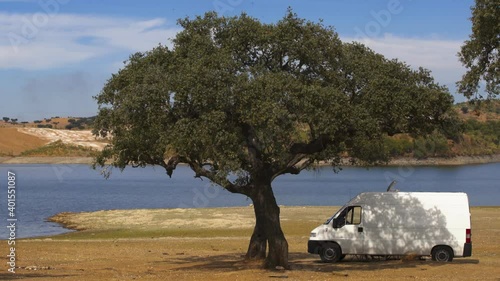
[0,128,48,156]
[1,206,499,281]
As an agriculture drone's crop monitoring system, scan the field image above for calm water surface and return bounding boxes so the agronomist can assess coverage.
[0,163,499,239]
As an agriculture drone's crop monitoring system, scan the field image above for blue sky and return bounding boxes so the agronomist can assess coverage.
[1,0,475,121]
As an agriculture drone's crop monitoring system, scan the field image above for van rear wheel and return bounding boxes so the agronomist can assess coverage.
[432,246,454,262]
[320,243,342,263]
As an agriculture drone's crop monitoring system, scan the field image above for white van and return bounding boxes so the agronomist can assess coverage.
[308,192,472,262]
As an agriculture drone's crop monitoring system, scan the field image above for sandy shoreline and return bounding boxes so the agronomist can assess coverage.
[385,154,500,166]
[1,154,500,165]
[0,156,95,164]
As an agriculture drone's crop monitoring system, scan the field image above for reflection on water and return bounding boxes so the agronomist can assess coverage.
[0,162,499,238]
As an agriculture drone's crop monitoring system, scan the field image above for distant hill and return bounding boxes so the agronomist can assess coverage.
[0,116,95,130]
[0,116,101,156]
[454,99,500,122]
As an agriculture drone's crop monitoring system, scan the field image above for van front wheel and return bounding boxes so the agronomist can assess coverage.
[432,246,454,262]
[320,243,342,263]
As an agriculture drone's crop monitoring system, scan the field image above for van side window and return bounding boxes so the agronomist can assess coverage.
[346,206,362,225]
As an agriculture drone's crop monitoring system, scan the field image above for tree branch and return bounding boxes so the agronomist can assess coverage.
[270,135,332,180]
[272,155,313,181]
[188,160,248,195]
[307,122,316,140]
[289,134,330,155]
[241,122,265,170]
[162,155,185,178]
[162,155,248,195]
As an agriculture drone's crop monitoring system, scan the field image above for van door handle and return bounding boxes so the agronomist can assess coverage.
[358,227,364,233]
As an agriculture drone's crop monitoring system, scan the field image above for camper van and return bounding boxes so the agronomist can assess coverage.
[308,192,472,262]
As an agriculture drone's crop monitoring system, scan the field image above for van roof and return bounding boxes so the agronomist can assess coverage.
[348,192,469,206]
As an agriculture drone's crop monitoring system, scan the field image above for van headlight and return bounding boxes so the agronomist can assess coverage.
[310,232,316,238]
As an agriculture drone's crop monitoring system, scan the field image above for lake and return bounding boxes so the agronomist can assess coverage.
[1,163,499,239]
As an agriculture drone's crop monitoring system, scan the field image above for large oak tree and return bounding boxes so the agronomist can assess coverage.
[93,11,455,269]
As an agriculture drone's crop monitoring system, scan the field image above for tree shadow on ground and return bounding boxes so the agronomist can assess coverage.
[161,251,479,273]
[288,252,479,272]
[157,253,264,272]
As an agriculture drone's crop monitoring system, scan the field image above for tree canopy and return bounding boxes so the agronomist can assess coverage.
[458,0,500,99]
[93,11,456,268]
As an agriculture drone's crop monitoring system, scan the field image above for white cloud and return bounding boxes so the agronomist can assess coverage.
[0,12,181,70]
[1,11,467,85]
[0,43,101,69]
[0,11,469,101]
[342,34,466,85]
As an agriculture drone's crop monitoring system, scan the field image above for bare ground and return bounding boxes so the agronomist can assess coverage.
[19,128,107,150]
[0,128,48,156]
[1,206,499,280]
[0,156,94,164]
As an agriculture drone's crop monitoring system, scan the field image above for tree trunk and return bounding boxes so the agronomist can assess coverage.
[245,211,267,259]
[245,181,289,269]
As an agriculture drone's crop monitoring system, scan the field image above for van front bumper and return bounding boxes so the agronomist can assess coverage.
[308,240,323,254]
[463,243,472,257]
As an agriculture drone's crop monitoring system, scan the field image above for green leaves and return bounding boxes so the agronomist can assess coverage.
[93,11,456,187]
[93,45,174,170]
[458,0,500,99]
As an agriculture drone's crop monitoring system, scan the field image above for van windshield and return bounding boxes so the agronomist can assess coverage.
[325,206,346,224]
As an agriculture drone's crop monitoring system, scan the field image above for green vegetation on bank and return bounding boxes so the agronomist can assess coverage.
[20,140,97,157]
[384,99,500,158]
